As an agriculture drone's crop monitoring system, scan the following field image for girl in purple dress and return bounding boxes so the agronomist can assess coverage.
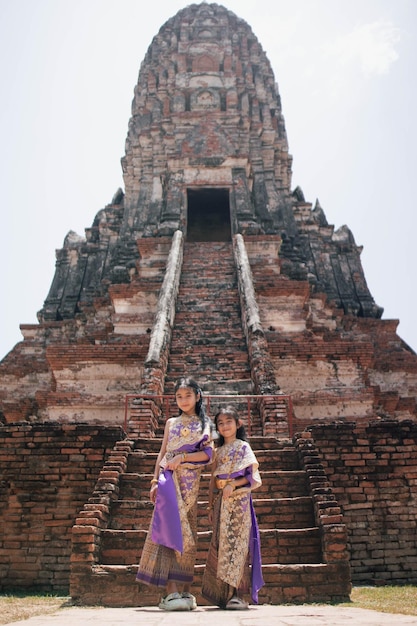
[136,377,213,611]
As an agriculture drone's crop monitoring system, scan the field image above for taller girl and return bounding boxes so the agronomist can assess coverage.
[136,377,213,611]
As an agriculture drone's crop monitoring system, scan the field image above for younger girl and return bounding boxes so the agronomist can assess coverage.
[202,405,264,610]
[136,377,213,611]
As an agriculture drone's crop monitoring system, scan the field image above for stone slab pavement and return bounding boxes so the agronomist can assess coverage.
[5,604,417,626]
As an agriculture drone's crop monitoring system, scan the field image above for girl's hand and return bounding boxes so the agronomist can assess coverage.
[165,454,183,471]
[150,484,158,503]
[222,482,235,500]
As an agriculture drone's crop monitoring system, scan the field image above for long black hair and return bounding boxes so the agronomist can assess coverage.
[214,405,247,446]
[174,377,207,431]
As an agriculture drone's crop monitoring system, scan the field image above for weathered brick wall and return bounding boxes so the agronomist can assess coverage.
[0,423,124,591]
[308,420,417,584]
[2,419,417,592]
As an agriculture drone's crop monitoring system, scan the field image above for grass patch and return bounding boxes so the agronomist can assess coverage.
[0,593,70,625]
[344,586,417,616]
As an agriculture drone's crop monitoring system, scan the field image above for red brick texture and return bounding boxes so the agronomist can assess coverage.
[0,423,123,591]
[306,420,417,585]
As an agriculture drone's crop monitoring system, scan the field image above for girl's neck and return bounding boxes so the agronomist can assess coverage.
[223,435,237,445]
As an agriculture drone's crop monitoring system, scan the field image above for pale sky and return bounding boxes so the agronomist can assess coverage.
[0,0,415,361]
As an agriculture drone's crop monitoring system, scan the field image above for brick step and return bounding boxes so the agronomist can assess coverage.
[172,298,240,306]
[172,320,243,328]
[172,317,242,325]
[167,350,250,359]
[167,349,250,360]
[255,496,315,527]
[109,501,213,531]
[168,358,248,368]
[173,294,240,305]
[165,364,251,386]
[133,439,165,452]
[163,374,253,389]
[176,289,238,297]
[165,375,252,387]
[246,436,294,450]
[174,300,240,309]
[99,526,322,567]
[174,292,240,300]
[180,270,236,276]
[108,496,315,531]
[152,423,265,438]
[72,562,350,607]
[163,378,253,396]
[168,340,247,352]
[166,359,250,370]
[178,279,237,287]
[127,446,300,472]
[130,436,294,450]
[171,315,245,328]
[179,259,236,267]
[125,436,300,462]
[117,470,308,500]
[181,253,234,262]
[181,253,235,263]
[168,326,246,337]
[173,288,239,296]
[164,373,253,389]
[260,527,322,564]
[169,333,245,343]
[169,349,248,359]
[172,319,242,328]
[256,471,308,497]
[174,291,239,299]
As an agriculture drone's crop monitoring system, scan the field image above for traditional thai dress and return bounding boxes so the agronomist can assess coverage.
[136,413,213,588]
[201,438,264,607]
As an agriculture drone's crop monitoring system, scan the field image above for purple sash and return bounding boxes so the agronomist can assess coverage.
[151,470,183,552]
[249,497,264,603]
[151,438,212,554]
[217,469,264,602]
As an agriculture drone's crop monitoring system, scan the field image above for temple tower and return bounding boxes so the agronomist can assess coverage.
[39,1,380,327]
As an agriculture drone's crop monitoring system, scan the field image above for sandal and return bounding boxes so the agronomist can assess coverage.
[158,592,190,611]
[226,596,249,610]
[182,591,197,610]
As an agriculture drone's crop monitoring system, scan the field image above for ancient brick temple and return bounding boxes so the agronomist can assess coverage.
[1,2,417,604]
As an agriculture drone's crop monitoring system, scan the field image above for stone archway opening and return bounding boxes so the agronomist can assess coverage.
[186,188,231,241]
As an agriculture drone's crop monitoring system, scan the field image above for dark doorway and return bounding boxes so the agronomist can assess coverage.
[186,188,231,241]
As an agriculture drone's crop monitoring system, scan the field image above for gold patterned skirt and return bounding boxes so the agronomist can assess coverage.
[201,489,251,607]
[136,466,200,588]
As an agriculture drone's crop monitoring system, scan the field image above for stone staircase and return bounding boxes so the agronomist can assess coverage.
[165,241,254,396]
[162,240,263,435]
[70,237,351,606]
[70,433,350,606]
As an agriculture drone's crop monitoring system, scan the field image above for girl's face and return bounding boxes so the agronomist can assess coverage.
[216,413,239,442]
[175,386,199,416]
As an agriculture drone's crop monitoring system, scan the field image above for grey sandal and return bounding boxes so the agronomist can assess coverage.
[226,596,249,610]
[158,592,190,611]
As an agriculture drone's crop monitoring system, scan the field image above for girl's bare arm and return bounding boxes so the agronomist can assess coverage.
[149,418,171,502]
